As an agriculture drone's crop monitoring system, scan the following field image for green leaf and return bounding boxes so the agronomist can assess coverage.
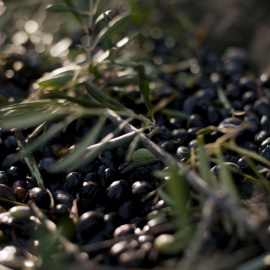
[121,158,160,173]
[45,4,88,16]
[137,62,154,122]
[160,108,190,120]
[93,0,104,15]
[197,136,216,186]
[84,82,128,111]
[15,130,45,188]
[42,90,103,108]
[94,10,113,25]
[52,115,107,172]
[37,66,80,88]
[62,0,88,34]
[131,148,156,161]
[166,164,190,231]
[217,86,232,110]
[0,109,66,130]
[216,150,239,204]
[92,13,132,50]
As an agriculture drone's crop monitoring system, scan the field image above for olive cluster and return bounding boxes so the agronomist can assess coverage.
[0,46,270,267]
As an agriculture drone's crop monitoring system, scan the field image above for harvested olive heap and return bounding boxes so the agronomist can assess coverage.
[1,47,270,270]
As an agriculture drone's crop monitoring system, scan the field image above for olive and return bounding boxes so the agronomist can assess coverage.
[104,212,124,235]
[106,180,128,206]
[63,172,82,196]
[28,187,52,210]
[113,224,136,238]
[38,157,55,174]
[0,171,9,185]
[176,146,190,161]
[77,211,105,241]
[131,181,153,200]
[52,190,73,208]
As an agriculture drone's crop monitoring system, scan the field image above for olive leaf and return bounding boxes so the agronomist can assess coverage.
[45,4,88,16]
[62,0,88,34]
[92,13,132,50]
[15,130,45,188]
[84,81,128,111]
[137,62,154,122]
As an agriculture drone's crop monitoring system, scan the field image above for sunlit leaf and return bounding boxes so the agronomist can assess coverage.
[94,10,113,25]
[92,13,132,49]
[0,109,66,130]
[137,62,154,122]
[37,66,80,88]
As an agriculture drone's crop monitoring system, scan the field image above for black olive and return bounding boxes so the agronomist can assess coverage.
[104,212,124,235]
[261,115,270,132]
[254,130,269,145]
[63,172,82,196]
[0,171,9,185]
[52,190,73,208]
[3,135,17,151]
[176,146,190,161]
[259,145,270,161]
[83,172,99,183]
[118,200,138,221]
[77,211,105,242]
[131,181,153,200]
[28,187,52,210]
[38,157,55,174]
[113,224,136,238]
[253,99,270,117]
[106,180,128,205]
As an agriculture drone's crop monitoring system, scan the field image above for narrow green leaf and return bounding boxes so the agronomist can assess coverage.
[93,0,103,15]
[43,90,103,108]
[216,150,239,204]
[46,4,87,15]
[63,0,88,33]
[84,82,128,111]
[217,86,232,110]
[0,109,65,130]
[15,130,45,188]
[92,13,132,49]
[160,108,189,120]
[166,164,190,232]
[37,66,80,88]
[52,115,107,172]
[121,158,160,173]
[226,141,270,168]
[94,10,113,25]
[197,136,216,186]
[137,62,154,122]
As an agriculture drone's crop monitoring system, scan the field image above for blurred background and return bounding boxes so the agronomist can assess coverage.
[1,0,270,84]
